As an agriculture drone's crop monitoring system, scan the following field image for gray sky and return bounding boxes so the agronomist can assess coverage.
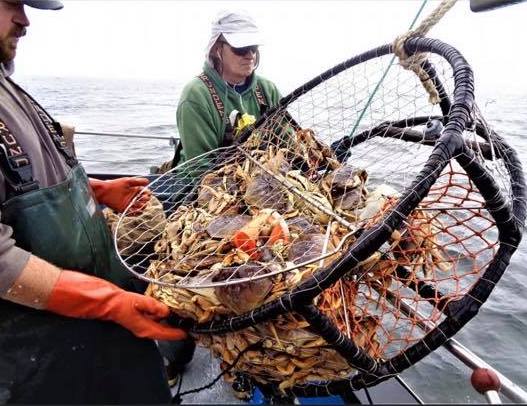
[13,0,527,95]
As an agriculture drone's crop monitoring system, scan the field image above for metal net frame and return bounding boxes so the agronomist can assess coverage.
[110,37,526,395]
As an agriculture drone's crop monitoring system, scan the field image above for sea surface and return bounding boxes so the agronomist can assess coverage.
[14,75,527,404]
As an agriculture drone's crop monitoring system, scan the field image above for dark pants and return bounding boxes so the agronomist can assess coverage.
[0,308,171,404]
[157,338,196,373]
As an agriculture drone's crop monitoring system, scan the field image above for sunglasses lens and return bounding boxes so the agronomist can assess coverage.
[232,45,258,56]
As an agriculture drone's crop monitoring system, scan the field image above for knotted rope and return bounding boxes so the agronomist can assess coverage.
[393,0,458,104]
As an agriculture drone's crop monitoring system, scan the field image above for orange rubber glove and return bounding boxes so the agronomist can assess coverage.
[45,271,187,341]
[89,177,151,215]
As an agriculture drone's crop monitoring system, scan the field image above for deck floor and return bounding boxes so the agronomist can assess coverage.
[171,346,244,404]
[171,346,421,404]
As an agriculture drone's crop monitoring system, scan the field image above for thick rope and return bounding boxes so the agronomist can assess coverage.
[394,0,458,104]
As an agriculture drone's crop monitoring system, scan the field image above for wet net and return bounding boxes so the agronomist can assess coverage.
[110,37,525,397]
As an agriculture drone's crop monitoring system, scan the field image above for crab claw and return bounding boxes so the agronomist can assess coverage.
[266,211,290,245]
[232,230,260,260]
[232,212,270,259]
[231,210,290,260]
[268,224,289,245]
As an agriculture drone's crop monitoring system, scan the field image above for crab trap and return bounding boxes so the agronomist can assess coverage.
[108,37,526,397]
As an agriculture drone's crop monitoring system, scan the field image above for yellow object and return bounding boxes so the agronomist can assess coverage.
[234,113,256,136]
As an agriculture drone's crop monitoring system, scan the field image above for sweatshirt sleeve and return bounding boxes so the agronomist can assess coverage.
[176,100,221,162]
[0,220,31,295]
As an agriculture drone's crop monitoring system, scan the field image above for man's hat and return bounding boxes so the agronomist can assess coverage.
[213,11,262,48]
[205,10,262,63]
[22,0,63,10]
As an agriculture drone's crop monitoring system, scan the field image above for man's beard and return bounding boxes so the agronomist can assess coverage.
[0,26,26,64]
[0,43,14,64]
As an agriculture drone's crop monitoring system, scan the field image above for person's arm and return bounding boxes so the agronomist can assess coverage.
[1,255,186,341]
[2,254,58,309]
[177,100,222,162]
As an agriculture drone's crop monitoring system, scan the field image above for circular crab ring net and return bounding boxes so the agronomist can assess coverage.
[110,37,526,396]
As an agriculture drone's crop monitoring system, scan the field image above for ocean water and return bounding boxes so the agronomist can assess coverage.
[14,75,527,404]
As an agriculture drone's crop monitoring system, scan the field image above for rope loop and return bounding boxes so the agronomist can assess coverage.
[394,0,458,105]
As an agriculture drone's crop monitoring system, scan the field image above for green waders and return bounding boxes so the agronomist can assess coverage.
[0,165,171,404]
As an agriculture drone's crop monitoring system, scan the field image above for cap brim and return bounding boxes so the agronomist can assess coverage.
[23,0,64,10]
[223,32,262,48]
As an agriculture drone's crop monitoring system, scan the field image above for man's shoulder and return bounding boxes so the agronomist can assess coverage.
[254,75,281,103]
[255,75,278,89]
[180,76,214,102]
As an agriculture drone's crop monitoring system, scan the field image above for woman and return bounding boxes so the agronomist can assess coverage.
[168,10,282,168]
[153,10,283,383]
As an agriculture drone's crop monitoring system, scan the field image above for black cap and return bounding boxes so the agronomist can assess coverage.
[22,0,63,10]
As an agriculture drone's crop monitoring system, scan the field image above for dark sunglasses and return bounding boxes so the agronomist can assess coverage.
[228,44,259,56]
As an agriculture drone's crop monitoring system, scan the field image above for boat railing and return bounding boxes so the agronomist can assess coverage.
[76,131,178,144]
[75,131,179,173]
[388,288,527,404]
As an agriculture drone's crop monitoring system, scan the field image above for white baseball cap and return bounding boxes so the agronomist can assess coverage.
[205,10,262,60]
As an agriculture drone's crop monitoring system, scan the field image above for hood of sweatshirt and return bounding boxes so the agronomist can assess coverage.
[0,61,15,78]
[202,61,257,97]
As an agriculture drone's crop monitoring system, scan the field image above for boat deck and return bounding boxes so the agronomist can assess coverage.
[172,347,421,404]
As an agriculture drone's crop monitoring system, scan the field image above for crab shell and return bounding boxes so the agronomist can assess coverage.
[212,263,278,314]
[322,165,368,192]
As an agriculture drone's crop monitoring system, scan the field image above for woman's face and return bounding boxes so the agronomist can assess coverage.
[218,42,258,84]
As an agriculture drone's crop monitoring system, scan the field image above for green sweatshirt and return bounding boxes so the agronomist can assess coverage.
[176,63,281,164]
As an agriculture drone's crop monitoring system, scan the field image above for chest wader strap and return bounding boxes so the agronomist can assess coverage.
[7,78,78,168]
[0,119,39,195]
[254,83,268,115]
[198,73,269,148]
[198,74,234,148]
[167,139,183,170]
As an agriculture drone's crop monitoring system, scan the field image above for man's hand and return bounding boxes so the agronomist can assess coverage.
[90,177,151,214]
[45,270,187,341]
[2,257,185,341]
